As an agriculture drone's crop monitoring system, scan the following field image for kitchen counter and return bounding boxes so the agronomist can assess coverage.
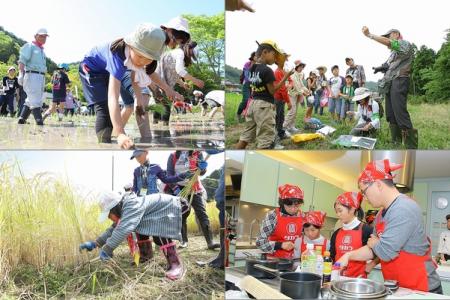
[437,265,450,279]
[225,266,450,299]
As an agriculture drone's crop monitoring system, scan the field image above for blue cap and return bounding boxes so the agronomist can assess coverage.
[130,149,147,160]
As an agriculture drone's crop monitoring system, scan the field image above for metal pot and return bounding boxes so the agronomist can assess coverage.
[243,253,295,278]
[330,279,391,299]
[254,265,322,299]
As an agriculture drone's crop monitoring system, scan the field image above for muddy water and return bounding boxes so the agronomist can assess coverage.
[0,113,224,149]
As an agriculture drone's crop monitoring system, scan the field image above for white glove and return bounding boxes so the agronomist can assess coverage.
[18,73,24,86]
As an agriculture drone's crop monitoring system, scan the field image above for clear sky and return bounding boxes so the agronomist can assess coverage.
[226,0,449,82]
[0,150,224,200]
[1,0,223,63]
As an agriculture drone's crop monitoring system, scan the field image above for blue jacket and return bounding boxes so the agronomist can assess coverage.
[133,162,186,196]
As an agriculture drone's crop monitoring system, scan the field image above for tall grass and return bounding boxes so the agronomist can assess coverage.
[0,161,106,286]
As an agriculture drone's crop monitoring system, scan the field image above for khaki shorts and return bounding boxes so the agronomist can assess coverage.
[240,99,276,149]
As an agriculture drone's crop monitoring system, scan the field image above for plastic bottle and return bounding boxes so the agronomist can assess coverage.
[322,251,332,285]
[301,243,316,273]
[315,246,324,277]
[331,262,341,282]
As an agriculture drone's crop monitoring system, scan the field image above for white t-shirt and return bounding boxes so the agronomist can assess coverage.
[329,76,343,97]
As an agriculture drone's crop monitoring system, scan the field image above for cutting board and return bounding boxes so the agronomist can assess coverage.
[240,275,291,299]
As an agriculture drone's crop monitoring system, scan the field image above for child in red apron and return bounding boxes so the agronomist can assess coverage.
[330,191,373,278]
[294,211,329,258]
[256,184,304,259]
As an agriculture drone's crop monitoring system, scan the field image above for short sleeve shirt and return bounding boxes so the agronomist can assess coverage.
[249,63,276,103]
[19,42,47,73]
[52,70,70,99]
[82,42,127,80]
[2,76,19,95]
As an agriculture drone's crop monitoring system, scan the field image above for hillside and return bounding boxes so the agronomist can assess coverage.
[225,64,241,84]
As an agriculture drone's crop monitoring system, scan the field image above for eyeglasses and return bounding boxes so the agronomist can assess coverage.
[360,181,374,198]
[284,199,302,206]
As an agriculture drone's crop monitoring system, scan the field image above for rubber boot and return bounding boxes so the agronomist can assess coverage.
[161,242,185,280]
[389,124,402,145]
[402,128,418,149]
[31,108,44,125]
[18,105,31,124]
[137,238,153,263]
[201,223,220,250]
[196,229,225,269]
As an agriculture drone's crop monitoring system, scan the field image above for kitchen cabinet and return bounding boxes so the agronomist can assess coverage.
[312,180,344,218]
[277,162,314,211]
[240,152,279,207]
[411,182,428,213]
[241,154,344,215]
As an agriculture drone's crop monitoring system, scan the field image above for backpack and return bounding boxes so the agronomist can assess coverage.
[239,71,244,84]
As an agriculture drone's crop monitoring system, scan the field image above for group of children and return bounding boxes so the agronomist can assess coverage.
[235,40,380,149]
[256,184,376,278]
[0,65,81,120]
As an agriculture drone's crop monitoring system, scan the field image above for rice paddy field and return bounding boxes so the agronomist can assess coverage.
[0,161,224,299]
[0,105,224,150]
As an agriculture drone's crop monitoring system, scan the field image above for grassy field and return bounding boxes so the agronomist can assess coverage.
[225,92,450,149]
[0,161,223,299]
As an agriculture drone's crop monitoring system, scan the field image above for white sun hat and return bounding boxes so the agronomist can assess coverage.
[161,16,190,34]
[352,87,372,102]
[124,23,166,60]
[98,191,123,222]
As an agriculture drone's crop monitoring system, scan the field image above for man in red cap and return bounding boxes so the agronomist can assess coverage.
[337,159,442,294]
[256,184,304,259]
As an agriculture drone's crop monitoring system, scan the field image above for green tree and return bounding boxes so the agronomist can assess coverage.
[410,45,436,96]
[183,13,224,85]
[424,29,450,102]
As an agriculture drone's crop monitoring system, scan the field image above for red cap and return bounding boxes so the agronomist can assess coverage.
[358,159,403,184]
[278,184,304,200]
[305,211,326,227]
[336,191,363,209]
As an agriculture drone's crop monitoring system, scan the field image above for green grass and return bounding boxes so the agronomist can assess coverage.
[225,92,450,149]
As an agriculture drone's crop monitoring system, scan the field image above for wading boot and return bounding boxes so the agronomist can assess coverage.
[201,223,220,250]
[389,124,402,146]
[196,229,225,269]
[31,108,44,125]
[402,128,418,149]
[137,239,153,263]
[18,105,31,124]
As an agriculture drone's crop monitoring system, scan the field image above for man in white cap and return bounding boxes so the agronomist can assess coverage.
[347,87,380,137]
[79,191,188,280]
[17,28,49,125]
[362,26,417,148]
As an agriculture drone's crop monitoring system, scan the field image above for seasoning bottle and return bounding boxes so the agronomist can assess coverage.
[323,251,332,285]
[331,262,341,282]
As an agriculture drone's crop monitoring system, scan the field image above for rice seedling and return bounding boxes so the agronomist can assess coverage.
[145,103,166,115]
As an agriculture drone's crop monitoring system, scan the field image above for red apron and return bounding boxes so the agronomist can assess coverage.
[374,211,436,292]
[300,237,328,256]
[335,224,367,278]
[268,208,303,259]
